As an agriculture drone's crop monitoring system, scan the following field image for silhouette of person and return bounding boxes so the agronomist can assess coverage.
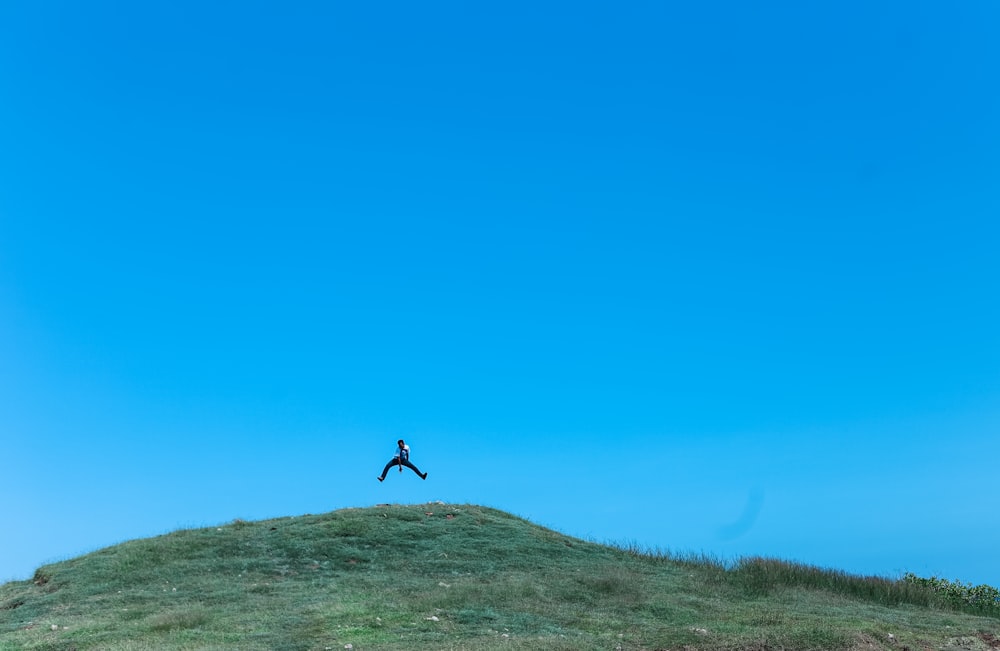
[377,439,427,481]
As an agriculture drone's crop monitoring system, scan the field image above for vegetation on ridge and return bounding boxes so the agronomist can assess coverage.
[901,573,1000,611]
[1,504,997,651]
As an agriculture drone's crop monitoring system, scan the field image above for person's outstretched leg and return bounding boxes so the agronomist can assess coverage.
[401,458,427,479]
[378,458,400,481]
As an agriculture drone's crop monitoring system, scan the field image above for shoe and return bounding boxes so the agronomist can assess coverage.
[377,476,384,482]
[421,472,428,480]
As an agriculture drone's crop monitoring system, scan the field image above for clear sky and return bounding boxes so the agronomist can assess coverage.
[2,2,998,588]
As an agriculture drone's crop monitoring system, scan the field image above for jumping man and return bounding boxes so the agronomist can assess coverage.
[378,439,428,482]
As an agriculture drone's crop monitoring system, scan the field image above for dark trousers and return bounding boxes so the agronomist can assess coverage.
[380,457,424,479]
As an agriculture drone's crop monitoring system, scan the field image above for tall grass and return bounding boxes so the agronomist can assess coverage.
[617,543,998,616]
[730,557,931,605]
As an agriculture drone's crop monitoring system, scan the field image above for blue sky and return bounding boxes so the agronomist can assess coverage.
[2,1,999,588]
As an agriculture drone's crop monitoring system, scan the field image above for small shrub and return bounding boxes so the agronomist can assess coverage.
[454,607,501,625]
[328,518,371,538]
[587,571,642,605]
[903,573,1000,612]
[148,610,209,632]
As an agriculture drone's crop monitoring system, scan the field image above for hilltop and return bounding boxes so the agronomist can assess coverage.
[1,504,997,650]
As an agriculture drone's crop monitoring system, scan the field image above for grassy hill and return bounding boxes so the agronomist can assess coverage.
[1,503,997,651]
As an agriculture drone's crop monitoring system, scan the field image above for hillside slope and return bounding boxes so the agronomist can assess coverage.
[1,503,997,650]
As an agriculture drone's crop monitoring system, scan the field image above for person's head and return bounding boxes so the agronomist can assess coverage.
[397,439,405,447]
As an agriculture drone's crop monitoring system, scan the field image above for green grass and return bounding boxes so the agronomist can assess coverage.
[1,504,997,650]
